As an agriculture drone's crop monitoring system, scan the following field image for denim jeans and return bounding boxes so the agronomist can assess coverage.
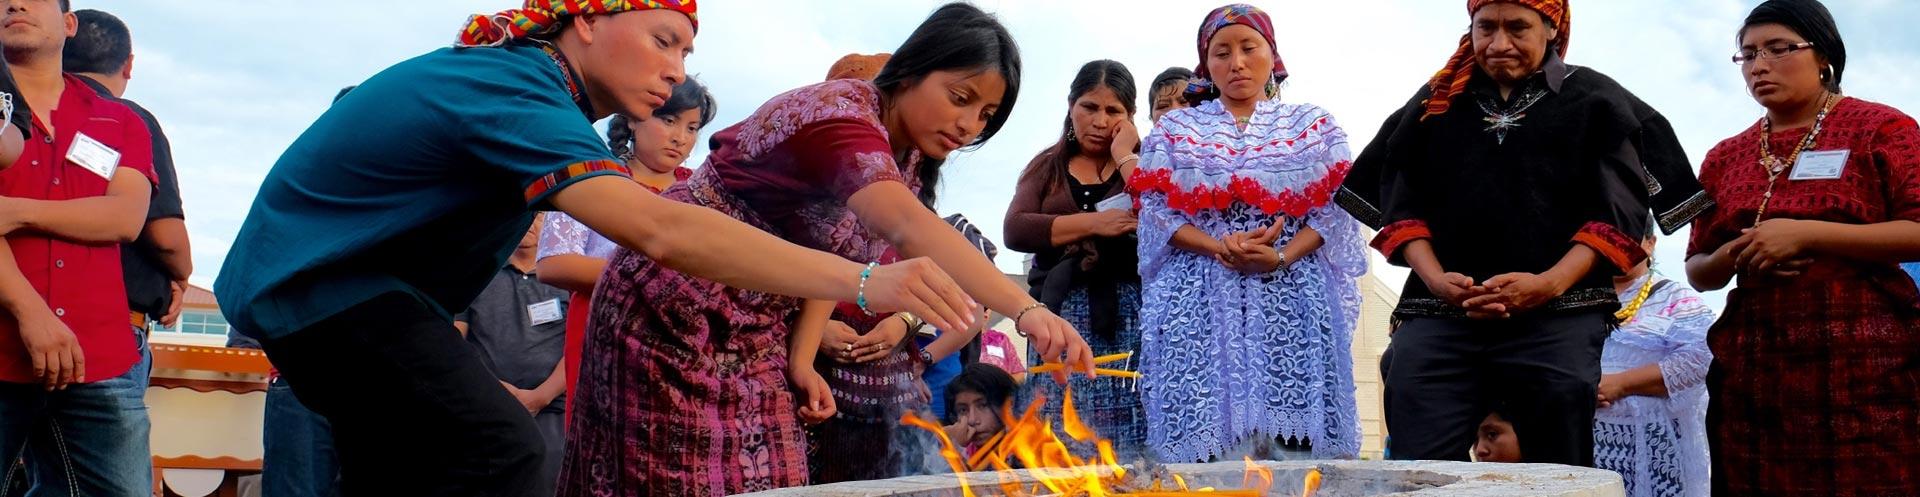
[0,325,153,497]
[262,378,339,497]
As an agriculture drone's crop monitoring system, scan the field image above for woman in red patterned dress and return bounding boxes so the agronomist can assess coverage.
[556,4,1095,496]
[1685,1,1920,495]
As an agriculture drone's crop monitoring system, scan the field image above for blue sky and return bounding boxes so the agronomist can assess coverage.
[100,0,1920,312]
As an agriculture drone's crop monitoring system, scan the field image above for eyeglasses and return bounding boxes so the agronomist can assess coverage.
[1732,42,1815,64]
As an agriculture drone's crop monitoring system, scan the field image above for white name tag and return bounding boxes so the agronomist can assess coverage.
[985,345,1007,359]
[1095,194,1133,212]
[528,298,563,327]
[66,132,120,181]
[1788,149,1850,181]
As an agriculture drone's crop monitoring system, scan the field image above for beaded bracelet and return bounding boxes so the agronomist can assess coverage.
[1012,302,1047,337]
[856,262,879,315]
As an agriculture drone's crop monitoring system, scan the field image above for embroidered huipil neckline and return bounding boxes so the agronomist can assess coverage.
[534,41,593,118]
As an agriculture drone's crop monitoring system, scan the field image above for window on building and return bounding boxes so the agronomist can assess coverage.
[153,310,230,336]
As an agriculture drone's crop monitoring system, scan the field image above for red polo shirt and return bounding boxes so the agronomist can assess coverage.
[0,74,156,384]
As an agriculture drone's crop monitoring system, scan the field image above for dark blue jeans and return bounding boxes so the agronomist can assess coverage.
[0,326,153,497]
[262,378,338,497]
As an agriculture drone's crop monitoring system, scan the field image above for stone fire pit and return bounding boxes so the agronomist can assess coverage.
[734,460,1624,497]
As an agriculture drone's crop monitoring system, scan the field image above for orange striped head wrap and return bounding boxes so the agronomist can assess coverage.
[1422,0,1568,120]
[457,0,698,47]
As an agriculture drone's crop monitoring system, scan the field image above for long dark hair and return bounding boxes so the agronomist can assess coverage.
[1019,60,1136,197]
[943,362,1017,425]
[608,77,718,159]
[873,2,1022,207]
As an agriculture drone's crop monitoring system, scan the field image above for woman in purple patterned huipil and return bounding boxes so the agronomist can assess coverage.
[557,5,1094,496]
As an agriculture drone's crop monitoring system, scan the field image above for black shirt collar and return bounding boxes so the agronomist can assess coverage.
[76,74,114,98]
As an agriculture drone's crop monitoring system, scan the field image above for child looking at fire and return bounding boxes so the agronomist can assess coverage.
[944,362,1018,461]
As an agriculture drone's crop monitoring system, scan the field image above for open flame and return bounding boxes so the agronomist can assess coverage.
[903,387,1322,496]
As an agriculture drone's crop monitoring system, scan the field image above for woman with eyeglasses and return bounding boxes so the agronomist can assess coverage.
[1684,1,1920,495]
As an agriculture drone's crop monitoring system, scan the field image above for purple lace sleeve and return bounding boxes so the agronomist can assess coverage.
[539,212,592,261]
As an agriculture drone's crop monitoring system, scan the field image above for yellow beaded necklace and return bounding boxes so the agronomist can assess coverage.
[1615,274,1657,323]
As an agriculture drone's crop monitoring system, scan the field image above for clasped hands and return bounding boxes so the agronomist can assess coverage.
[1724,218,1818,282]
[1428,271,1567,319]
[1214,222,1286,274]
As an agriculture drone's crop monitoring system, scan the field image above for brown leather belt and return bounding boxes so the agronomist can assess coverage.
[131,312,149,331]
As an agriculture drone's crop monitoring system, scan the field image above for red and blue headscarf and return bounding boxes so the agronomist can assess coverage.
[458,0,698,47]
[1185,4,1288,99]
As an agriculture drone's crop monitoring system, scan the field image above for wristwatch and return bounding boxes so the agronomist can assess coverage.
[1276,252,1290,272]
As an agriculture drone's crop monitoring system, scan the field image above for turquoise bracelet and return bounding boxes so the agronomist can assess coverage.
[856,262,879,314]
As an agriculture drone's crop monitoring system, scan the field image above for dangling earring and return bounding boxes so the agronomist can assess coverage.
[1065,122,1076,143]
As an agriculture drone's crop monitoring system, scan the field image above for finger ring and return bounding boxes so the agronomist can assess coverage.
[844,343,853,353]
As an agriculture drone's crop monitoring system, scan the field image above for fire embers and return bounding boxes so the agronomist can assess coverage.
[902,387,1320,496]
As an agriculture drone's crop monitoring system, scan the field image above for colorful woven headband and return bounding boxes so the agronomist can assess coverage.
[1421,0,1569,120]
[458,0,698,47]
[1186,4,1287,97]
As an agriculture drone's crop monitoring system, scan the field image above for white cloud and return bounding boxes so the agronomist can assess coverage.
[95,0,1920,309]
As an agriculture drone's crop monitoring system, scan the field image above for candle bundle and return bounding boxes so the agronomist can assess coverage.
[1027,352,1141,378]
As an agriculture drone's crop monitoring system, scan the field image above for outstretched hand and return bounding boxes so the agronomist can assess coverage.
[860,257,980,333]
[1018,307,1096,384]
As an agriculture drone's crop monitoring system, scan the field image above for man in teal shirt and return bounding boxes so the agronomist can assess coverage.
[215,3,980,495]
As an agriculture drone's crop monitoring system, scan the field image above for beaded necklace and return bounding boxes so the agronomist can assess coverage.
[1753,93,1838,226]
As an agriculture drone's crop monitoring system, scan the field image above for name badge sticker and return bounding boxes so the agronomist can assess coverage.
[528,298,564,326]
[1788,149,1850,181]
[66,132,121,180]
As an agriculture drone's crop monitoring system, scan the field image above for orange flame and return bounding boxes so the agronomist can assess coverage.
[1302,468,1323,497]
[900,411,978,497]
[1241,457,1273,494]
[904,387,1319,496]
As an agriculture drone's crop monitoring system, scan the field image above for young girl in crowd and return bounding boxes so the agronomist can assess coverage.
[537,78,716,423]
[944,363,1018,464]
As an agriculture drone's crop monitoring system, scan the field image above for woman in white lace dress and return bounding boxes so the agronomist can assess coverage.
[1133,4,1367,462]
[1594,234,1714,497]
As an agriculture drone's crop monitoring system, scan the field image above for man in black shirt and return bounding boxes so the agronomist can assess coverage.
[65,9,191,333]
[1338,0,1709,465]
